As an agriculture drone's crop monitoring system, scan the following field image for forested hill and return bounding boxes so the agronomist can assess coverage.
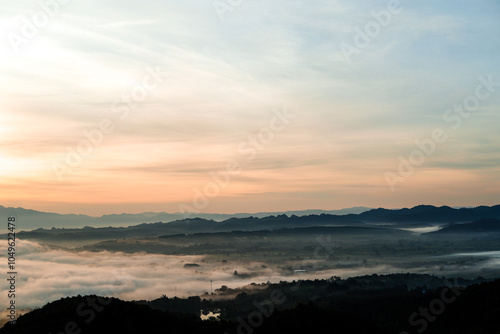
[2,204,500,231]
[11,204,500,242]
[2,274,499,334]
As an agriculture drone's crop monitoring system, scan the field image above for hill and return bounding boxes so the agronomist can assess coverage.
[423,218,500,238]
[0,205,371,230]
[2,274,499,334]
[12,204,500,244]
[2,204,499,231]
[353,204,500,225]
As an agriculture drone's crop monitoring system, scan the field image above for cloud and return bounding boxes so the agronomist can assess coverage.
[1,236,499,330]
[1,240,297,308]
[0,0,499,214]
[3,239,499,312]
[104,19,161,28]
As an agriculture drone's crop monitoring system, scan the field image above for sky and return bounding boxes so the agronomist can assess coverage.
[0,0,499,216]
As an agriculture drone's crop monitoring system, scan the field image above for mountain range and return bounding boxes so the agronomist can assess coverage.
[0,205,371,230]
[8,205,500,244]
[3,204,500,232]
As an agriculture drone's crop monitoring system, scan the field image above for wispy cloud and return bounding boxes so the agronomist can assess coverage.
[0,0,499,214]
[104,19,160,28]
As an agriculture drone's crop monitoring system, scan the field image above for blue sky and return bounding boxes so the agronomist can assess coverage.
[0,0,499,215]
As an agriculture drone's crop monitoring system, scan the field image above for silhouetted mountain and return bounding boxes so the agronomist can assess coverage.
[0,295,226,334]
[424,218,500,236]
[0,205,371,230]
[13,215,393,243]
[3,275,500,334]
[0,205,99,230]
[12,204,500,243]
[353,204,500,224]
[255,278,500,334]
[3,204,499,231]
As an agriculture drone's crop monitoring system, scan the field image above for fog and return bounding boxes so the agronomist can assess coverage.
[0,240,390,312]
[400,226,441,233]
[2,239,500,328]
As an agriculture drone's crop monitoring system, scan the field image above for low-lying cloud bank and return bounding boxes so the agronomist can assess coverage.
[1,239,500,327]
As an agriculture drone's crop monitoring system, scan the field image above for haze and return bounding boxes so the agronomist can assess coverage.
[1,0,499,216]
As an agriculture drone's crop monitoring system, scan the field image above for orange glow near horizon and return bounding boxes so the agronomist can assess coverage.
[1,1,499,216]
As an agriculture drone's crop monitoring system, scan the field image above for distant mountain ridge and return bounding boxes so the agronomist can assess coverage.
[424,218,500,237]
[0,205,372,230]
[7,204,500,243]
[2,204,500,231]
[353,205,500,224]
